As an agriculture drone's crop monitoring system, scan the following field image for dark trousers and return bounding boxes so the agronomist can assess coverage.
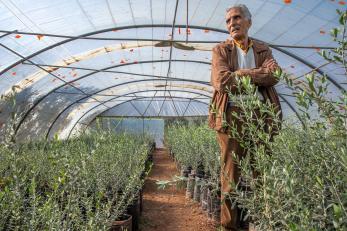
[217,106,260,230]
[217,131,246,230]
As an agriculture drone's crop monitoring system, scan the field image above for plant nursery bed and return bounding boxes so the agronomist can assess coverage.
[140,148,216,231]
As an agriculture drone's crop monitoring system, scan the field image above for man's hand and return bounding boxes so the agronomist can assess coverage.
[263,58,279,72]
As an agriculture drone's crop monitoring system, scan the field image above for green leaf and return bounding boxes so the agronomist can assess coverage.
[333,55,343,63]
[333,204,342,218]
[315,176,323,187]
[339,11,346,25]
[289,223,298,231]
[331,28,340,38]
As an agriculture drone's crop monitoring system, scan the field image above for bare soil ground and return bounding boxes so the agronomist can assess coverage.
[140,148,218,231]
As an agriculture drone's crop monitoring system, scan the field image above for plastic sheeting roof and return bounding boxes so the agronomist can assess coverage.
[0,0,346,140]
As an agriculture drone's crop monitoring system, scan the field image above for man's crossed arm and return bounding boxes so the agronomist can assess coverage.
[211,46,280,92]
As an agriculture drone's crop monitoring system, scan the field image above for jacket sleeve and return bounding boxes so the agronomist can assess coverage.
[210,45,239,92]
[237,49,280,87]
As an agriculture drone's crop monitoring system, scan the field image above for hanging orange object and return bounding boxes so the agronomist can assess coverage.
[37,34,44,40]
[204,29,210,33]
[315,48,321,52]
[284,0,292,4]
[15,34,21,39]
[186,28,191,35]
[338,1,346,5]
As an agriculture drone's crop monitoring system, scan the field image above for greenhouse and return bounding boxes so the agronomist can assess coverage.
[0,0,346,230]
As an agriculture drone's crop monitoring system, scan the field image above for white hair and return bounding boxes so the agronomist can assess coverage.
[227,4,252,21]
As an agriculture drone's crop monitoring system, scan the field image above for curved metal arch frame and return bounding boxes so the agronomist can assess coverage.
[15,59,211,136]
[67,94,210,140]
[0,24,225,76]
[21,76,302,140]
[1,24,335,136]
[23,59,211,72]
[51,81,302,140]
[69,93,306,139]
[13,50,313,136]
[46,81,212,138]
[19,62,301,139]
[1,24,342,92]
[274,46,344,92]
[69,94,305,140]
[70,94,305,139]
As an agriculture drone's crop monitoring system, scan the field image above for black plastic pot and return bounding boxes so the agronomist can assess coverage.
[110,214,132,231]
[180,165,191,178]
[140,170,146,180]
[139,189,143,213]
[207,188,212,218]
[207,187,221,221]
[193,176,202,202]
[200,182,208,211]
[211,193,221,222]
[126,196,141,230]
[186,173,196,199]
[147,153,153,163]
[196,163,205,178]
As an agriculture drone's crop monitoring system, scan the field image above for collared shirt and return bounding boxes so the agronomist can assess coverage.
[236,45,256,70]
[233,39,255,68]
[233,39,253,53]
[229,39,264,105]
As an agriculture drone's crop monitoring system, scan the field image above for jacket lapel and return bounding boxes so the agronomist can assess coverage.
[252,39,268,67]
[226,39,268,69]
[225,39,238,71]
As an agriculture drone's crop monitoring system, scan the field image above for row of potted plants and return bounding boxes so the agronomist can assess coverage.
[164,123,222,222]
[164,115,347,230]
[0,131,154,231]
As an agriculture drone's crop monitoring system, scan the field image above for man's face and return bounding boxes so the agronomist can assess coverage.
[225,8,251,40]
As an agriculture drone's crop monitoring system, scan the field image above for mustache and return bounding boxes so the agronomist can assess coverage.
[231,25,241,32]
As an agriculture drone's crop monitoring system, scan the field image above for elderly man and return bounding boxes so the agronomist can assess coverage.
[208,4,282,231]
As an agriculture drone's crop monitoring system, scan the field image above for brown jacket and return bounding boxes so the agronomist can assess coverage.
[208,39,282,132]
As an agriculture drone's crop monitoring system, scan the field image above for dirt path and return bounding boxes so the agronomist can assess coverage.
[140,148,217,231]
